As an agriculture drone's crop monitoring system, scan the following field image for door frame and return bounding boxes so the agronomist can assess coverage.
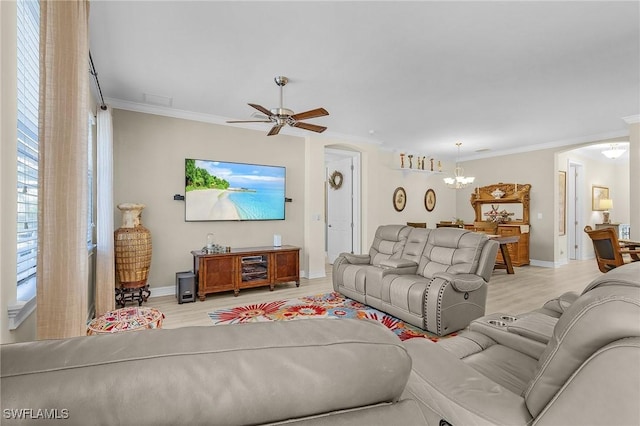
[568,160,584,260]
[324,147,361,259]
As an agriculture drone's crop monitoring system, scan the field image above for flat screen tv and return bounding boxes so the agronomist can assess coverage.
[185,159,286,221]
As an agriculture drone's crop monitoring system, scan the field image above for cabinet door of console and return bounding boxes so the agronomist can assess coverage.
[199,255,237,298]
[272,249,300,284]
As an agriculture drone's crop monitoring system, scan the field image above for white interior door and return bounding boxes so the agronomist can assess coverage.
[326,156,353,263]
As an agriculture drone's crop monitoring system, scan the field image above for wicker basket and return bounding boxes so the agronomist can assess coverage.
[114,203,152,289]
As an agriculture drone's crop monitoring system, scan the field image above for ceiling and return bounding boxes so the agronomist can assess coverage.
[88,1,639,161]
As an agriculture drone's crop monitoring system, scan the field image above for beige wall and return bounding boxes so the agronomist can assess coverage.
[113,110,307,288]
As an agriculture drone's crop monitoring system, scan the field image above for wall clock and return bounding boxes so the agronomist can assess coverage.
[424,188,436,212]
[393,187,407,212]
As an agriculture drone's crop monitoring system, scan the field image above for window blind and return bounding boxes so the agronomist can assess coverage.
[16,0,39,286]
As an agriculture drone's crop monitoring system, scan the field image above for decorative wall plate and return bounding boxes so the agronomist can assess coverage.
[424,188,436,212]
[393,187,407,212]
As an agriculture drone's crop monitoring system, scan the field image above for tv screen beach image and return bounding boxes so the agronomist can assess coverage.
[185,159,286,221]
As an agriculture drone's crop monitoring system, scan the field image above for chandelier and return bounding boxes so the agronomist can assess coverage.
[443,142,475,189]
[601,143,626,159]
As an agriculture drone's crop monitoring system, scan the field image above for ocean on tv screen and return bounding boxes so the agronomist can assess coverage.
[185,159,286,221]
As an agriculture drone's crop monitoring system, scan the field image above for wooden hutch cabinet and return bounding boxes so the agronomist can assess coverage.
[469,183,531,267]
[192,246,300,301]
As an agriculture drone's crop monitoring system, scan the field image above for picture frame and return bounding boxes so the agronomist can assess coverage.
[558,171,566,236]
[424,188,436,212]
[592,185,609,211]
[393,187,407,212]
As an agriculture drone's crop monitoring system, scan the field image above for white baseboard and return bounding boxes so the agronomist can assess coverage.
[149,269,312,299]
[529,259,559,268]
[149,285,176,299]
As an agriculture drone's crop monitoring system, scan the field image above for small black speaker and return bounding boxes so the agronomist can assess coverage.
[175,271,196,304]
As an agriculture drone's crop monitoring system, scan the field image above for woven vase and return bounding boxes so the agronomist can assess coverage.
[114,203,152,289]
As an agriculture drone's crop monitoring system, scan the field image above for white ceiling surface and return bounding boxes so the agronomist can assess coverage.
[89,1,639,161]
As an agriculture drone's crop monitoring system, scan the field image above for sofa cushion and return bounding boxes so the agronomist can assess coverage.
[402,338,533,426]
[1,319,412,426]
[418,228,488,279]
[369,225,412,267]
[524,272,640,418]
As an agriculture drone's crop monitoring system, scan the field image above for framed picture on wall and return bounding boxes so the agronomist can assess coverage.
[559,171,566,236]
[393,187,407,212]
[592,185,609,211]
[424,188,436,212]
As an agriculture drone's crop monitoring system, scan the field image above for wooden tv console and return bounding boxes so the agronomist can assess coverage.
[191,245,300,301]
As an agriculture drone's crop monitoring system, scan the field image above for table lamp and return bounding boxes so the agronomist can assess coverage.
[599,198,613,224]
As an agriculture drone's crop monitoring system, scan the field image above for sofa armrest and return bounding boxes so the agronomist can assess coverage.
[341,253,371,264]
[432,272,485,292]
[402,338,532,426]
[541,291,579,314]
[379,258,418,269]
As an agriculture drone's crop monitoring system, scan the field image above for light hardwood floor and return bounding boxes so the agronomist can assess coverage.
[149,259,603,330]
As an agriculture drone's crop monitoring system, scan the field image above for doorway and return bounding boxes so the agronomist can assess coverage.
[325,148,361,264]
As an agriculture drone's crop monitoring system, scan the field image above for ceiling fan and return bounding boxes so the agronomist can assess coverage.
[226,76,329,136]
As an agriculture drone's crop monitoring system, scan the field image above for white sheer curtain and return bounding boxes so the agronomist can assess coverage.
[37,0,90,339]
[95,105,115,316]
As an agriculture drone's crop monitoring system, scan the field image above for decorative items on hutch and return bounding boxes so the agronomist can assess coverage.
[114,203,152,307]
[469,183,531,266]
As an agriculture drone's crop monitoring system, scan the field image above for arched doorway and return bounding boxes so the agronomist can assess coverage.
[325,147,361,263]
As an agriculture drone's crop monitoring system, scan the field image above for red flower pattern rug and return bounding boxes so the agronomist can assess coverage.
[208,291,455,342]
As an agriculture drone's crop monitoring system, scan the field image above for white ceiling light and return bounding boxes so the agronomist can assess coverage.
[443,142,475,189]
[601,143,626,159]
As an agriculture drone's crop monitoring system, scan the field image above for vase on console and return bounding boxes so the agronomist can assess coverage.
[114,203,152,307]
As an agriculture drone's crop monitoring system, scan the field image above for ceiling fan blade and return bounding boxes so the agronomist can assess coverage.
[290,108,329,121]
[226,120,272,123]
[267,124,284,136]
[248,103,273,117]
[292,121,327,133]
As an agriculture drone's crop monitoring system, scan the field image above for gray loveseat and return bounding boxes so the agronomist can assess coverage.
[333,225,499,335]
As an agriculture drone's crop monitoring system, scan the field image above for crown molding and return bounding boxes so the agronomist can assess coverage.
[461,129,630,161]
[105,97,382,147]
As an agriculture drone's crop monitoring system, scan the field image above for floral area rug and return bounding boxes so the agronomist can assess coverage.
[208,291,455,342]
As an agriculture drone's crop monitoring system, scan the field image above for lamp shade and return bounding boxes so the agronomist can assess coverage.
[599,198,613,210]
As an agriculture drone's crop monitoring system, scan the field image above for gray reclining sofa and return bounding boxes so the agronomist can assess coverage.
[333,225,499,335]
[2,263,638,425]
[402,260,640,426]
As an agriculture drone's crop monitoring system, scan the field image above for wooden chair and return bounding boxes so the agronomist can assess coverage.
[472,221,498,234]
[583,225,640,273]
[406,222,426,228]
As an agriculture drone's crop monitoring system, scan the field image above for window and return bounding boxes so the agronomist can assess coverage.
[16,0,39,297]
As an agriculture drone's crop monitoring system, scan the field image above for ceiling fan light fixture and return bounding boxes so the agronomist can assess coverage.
[226,76,329,136]
[444,142,475,189]
[601,144,626,159]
